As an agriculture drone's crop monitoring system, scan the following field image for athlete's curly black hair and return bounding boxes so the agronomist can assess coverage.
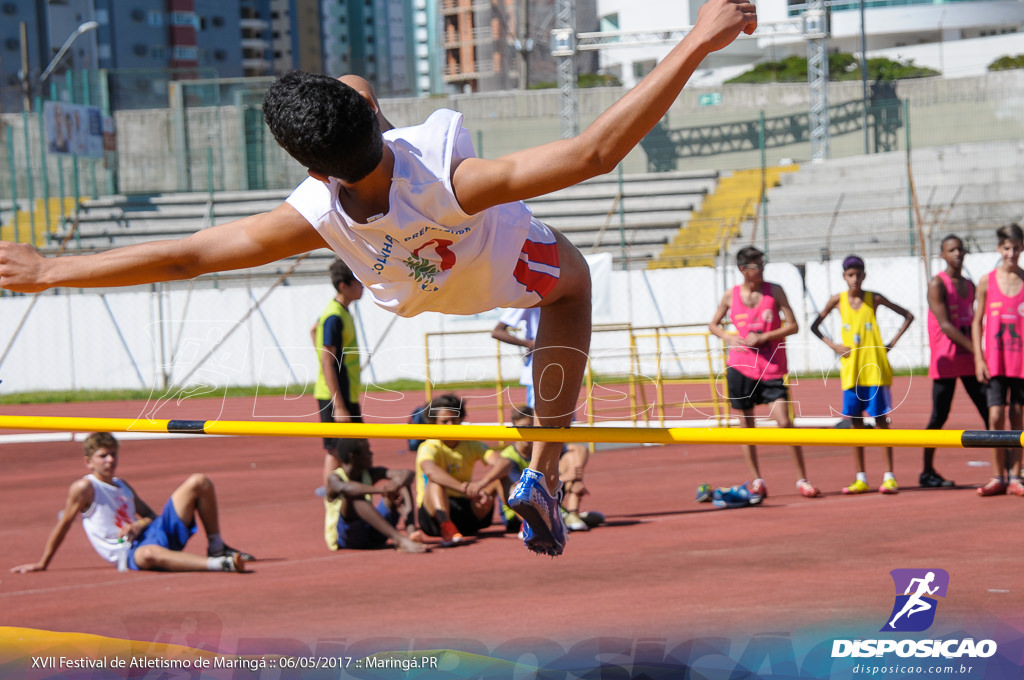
[262,71,383,184]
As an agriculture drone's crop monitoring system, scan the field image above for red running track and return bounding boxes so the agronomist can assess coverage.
[1,377,1021,659]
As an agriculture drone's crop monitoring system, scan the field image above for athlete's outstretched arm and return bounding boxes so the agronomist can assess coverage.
[0,203,327,293]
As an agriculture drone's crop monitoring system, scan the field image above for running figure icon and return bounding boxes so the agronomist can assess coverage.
[888,571,939,628]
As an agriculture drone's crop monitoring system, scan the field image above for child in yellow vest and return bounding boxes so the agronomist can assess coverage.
[324,438,426,553]
[312,259,364,489]
[811,255,915,494]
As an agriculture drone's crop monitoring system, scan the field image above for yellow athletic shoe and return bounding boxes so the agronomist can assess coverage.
[879,477,899,495]
[842,478,871,494]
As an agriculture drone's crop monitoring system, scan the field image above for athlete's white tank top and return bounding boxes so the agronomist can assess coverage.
[286,109,533,317]
[81,474,135,563]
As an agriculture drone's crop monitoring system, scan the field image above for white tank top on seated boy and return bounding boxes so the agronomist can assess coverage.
[286,109,535,317]
[81,474,135,563]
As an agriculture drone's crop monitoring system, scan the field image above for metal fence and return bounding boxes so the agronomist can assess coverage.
[2,69,1024,265]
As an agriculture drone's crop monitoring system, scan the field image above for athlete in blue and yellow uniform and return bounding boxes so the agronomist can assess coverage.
[811,255,914,495]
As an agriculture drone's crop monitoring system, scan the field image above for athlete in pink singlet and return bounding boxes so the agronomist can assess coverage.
[921,235,987,488]
[707,246,819,502]
[972,223,1024,496]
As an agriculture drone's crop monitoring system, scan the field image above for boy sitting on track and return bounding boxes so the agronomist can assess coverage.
[415,394,511,546]
[0,0,757,556]
[324,438,427,553]
[10,432,253,574]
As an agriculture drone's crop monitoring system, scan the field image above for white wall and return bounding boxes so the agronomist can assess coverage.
[2,251,994,397]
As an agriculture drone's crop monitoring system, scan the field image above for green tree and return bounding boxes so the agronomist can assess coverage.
[528,73,622,90]
[988,54,1024,71]
[726,53,938,84]
[578,73,622,88]
[860,57,939,81]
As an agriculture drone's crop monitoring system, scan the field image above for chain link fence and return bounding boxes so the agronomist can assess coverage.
[2,69,1024,268]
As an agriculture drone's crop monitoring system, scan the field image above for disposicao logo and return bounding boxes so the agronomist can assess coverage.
[831,569,998,659]
[882,568,949,632]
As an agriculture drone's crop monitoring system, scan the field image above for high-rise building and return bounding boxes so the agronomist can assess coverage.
[440,0,597,94]
[0,0,279,112]
[270,0,323,74]
[412,0,440,96]
[316,0,419,96]
[238,0,272,76]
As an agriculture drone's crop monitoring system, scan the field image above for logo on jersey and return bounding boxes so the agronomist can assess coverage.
[994,322,1022,351]
[404,239,456,291]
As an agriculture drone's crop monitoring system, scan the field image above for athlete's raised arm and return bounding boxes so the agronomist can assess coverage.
[451,0,757,215]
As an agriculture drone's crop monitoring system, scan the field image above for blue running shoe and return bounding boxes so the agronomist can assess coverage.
[500,502,523,534]
[712,484,752,509]
[695,483,713,503]
[508,469,567,556]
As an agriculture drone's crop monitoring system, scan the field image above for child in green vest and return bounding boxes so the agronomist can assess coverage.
[313,259,364,487]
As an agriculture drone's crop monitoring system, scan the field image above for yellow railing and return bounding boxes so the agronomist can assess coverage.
[650,165,799,269]
[423,327,508,423]
[1,197,77,247]
[628,327,728,427]
[421,323,730,432]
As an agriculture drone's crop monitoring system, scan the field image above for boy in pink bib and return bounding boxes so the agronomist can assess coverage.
[708,246,819,501]
[972,223,1024,496]
[922,234,988,488]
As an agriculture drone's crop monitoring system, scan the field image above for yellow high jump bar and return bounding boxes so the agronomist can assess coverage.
[0,415,1020,448]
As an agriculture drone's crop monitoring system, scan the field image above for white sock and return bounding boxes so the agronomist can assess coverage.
[856,472,868,483]
[206,556,227,571]
[883,472,895,482]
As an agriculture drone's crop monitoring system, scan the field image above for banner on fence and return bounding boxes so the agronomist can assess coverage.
[43,101,113,158]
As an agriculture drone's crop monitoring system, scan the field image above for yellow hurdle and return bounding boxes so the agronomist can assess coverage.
[0,415,1019,448]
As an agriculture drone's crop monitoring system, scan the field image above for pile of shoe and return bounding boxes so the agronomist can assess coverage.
[695,481,765,509]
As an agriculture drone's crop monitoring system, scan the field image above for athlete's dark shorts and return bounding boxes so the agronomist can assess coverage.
[318,398,363,452]
[986,376,1024,408]
[127,498,196,571]
[335,499,398,550]
[417,496,493,537]
[726,367,789,412]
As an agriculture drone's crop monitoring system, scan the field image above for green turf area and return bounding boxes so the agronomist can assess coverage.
[0,369,927,405]
[0,378,526,405]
